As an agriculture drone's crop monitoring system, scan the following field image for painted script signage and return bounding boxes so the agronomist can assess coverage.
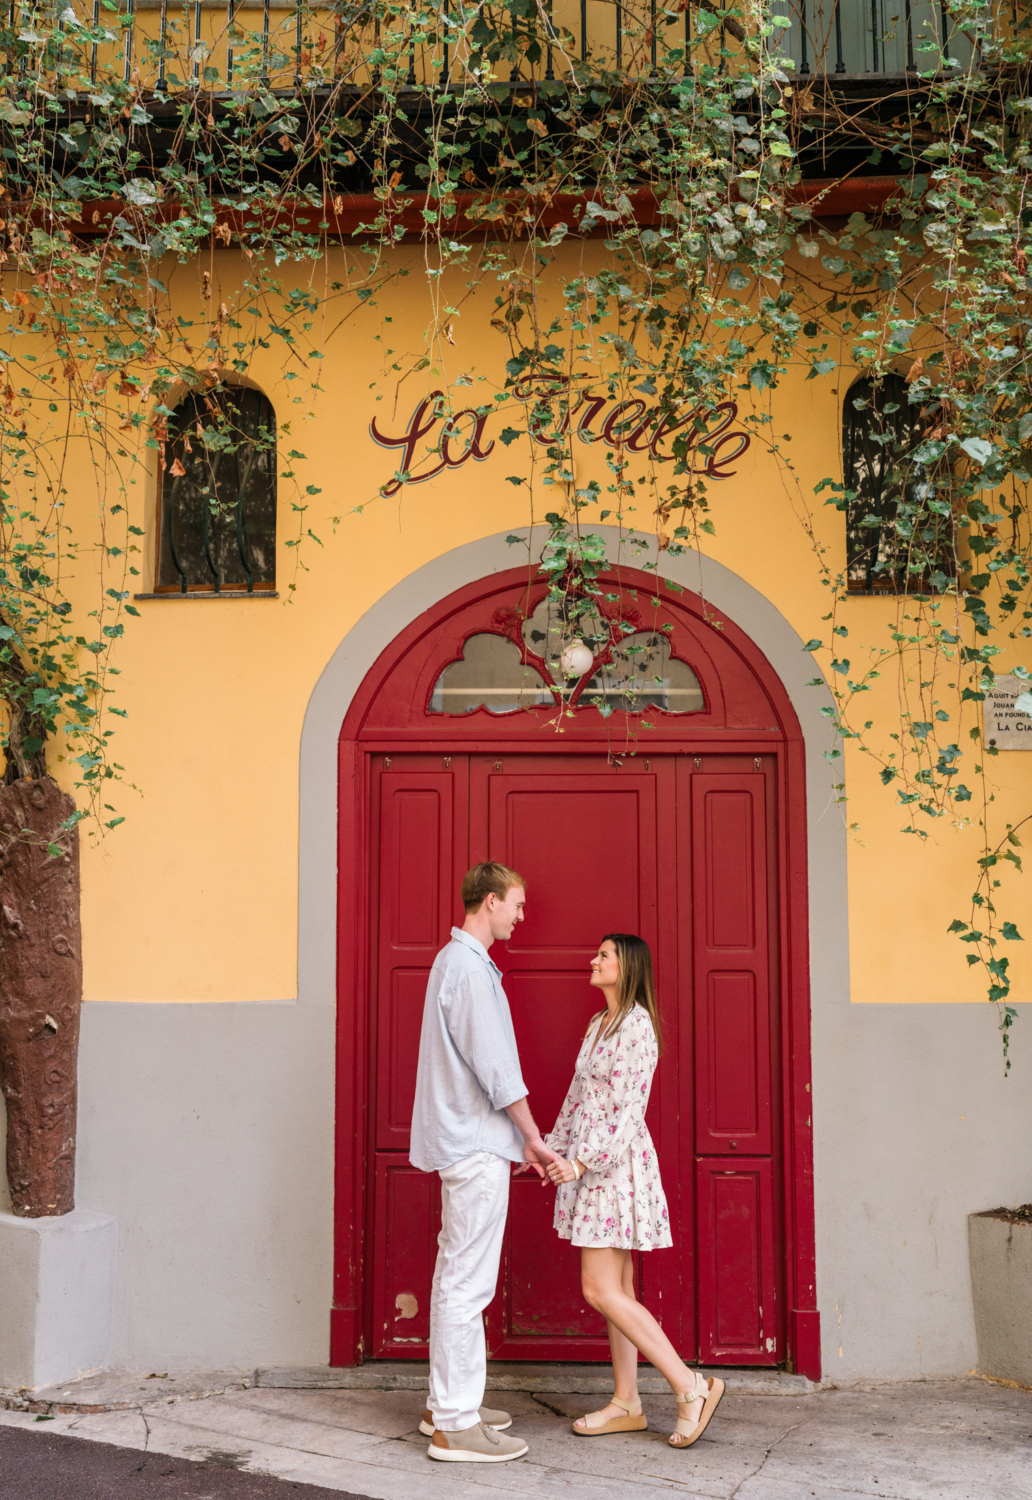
[370,381,751,497]
[984,674,1032,750]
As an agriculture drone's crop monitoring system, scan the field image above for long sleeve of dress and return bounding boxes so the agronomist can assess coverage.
[573,1017,657,1172]
[544,1070,583,1158]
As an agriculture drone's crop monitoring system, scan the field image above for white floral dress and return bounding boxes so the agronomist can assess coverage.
[545,1004,671,1250]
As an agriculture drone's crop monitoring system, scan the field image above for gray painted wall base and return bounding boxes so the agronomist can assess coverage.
[814,1001,1031,1381]
[76,1000,335,1372]
[69,993,1032,1380]
[0,1207,116,1389]
[969,1213,1032,1386]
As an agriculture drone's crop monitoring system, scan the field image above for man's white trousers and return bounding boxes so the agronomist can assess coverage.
[428,1150,510,1432]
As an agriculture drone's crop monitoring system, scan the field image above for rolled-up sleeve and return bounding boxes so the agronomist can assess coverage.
[444,970,527,1111]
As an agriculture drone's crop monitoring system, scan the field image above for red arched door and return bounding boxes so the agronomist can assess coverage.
[332,567,820,1378]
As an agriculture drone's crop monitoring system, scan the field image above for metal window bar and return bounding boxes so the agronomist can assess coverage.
[165,472,189,594]
[123,0,133,81]
[406,2,416,85]
[870,0,878,71]
[261,0,269,83]
[616,0,621,67]
[904,0,914,67]
[200,458,226,594]
[580,0,586,60]
[834,0,845,70]
[295,0,302,86]
[18,2,33,80]
[650,0,656,70]
[90,0,98,83]
[158,0,168,89]
[227,0,235,85]
[442,0,449,85]
[800,0,809,74]
[233,393,260,592]
[193,0,201,82]
[545,0,554,80]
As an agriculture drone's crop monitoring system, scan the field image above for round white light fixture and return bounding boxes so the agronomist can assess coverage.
[560,640,594,678]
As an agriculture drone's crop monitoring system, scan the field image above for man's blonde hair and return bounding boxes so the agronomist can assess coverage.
[461,861,526,913]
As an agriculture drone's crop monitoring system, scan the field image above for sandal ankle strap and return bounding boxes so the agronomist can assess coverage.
[611,1396,642,1415]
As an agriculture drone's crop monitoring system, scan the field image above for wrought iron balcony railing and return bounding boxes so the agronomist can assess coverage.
[2,0,983,97]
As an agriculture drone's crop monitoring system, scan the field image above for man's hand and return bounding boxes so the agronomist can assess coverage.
[504,1096,559,1177]
[522,1137,561,1181]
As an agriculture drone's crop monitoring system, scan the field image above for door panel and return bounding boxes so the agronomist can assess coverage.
[369,759,468,1359]
[505,970,606,1135]
[692,774,772,1157]
[696,1159,778,1364]
[471,757,676,1359]
[374,767,467,1150]
[507,1174,606,1343]
[370,1155,440,1357]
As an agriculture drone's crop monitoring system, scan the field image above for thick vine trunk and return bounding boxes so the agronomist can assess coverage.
[0,777,81,1216]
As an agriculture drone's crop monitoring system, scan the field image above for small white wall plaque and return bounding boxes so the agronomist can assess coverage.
[983,674,1032,750]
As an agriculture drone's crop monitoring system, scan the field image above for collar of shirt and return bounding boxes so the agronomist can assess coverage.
[449,925,503,980]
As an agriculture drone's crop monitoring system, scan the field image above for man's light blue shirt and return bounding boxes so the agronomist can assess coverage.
[409,927,528,1172]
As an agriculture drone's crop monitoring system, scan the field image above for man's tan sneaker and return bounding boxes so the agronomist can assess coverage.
[428,1420,528,1463]
[419,1405,511,1438]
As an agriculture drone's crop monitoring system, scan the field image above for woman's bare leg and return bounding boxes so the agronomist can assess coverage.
[575,1247,705,1439]
[574,1252,638,1430]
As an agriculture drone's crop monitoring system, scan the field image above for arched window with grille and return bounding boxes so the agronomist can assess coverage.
[843,373,938,595]
[158,385,276,594]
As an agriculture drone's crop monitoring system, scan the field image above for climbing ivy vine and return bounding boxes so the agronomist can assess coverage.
[0,0,1028,1046]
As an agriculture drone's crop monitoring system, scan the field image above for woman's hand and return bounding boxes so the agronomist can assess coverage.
[546,1157,582,1185]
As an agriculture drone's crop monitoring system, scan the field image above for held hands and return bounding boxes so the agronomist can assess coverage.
[546,1157,583,1186]
[515,1137,561,1179]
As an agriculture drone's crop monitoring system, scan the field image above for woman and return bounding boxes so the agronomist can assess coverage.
[545,933,723,1449]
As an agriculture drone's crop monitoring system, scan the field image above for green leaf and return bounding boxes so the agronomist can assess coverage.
[961,437,993,466]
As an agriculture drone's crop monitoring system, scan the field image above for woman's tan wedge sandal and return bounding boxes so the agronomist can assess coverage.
[572,1395,648,1436]
[669,1372,724,1449]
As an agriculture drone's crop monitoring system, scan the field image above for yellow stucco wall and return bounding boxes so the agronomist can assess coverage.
[52,243,1026,1004]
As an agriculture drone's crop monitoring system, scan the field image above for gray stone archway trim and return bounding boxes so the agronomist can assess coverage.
[297,528,848,1012]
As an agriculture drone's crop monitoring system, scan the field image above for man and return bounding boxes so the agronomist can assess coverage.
[409,861,557,1463]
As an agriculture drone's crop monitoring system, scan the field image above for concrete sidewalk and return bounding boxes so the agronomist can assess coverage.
[1,1375,1030,1499]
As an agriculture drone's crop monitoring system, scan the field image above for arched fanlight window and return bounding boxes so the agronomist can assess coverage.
[843,374,934,594]
[429,634,554,714]
[581,632,704,714]
[158,386,276,594]
[428,596,703,716]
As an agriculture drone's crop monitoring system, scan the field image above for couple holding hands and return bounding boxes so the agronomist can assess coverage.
[410,861,724,1463]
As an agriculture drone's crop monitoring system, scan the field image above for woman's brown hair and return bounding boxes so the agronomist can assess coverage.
[600,933,662,1054]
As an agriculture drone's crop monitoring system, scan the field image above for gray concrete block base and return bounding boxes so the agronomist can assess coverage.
[970,1210,1032,1387]
[0,1208,117,1390]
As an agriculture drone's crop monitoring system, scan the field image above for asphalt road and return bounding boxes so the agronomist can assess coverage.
[0,1424,374,1500]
